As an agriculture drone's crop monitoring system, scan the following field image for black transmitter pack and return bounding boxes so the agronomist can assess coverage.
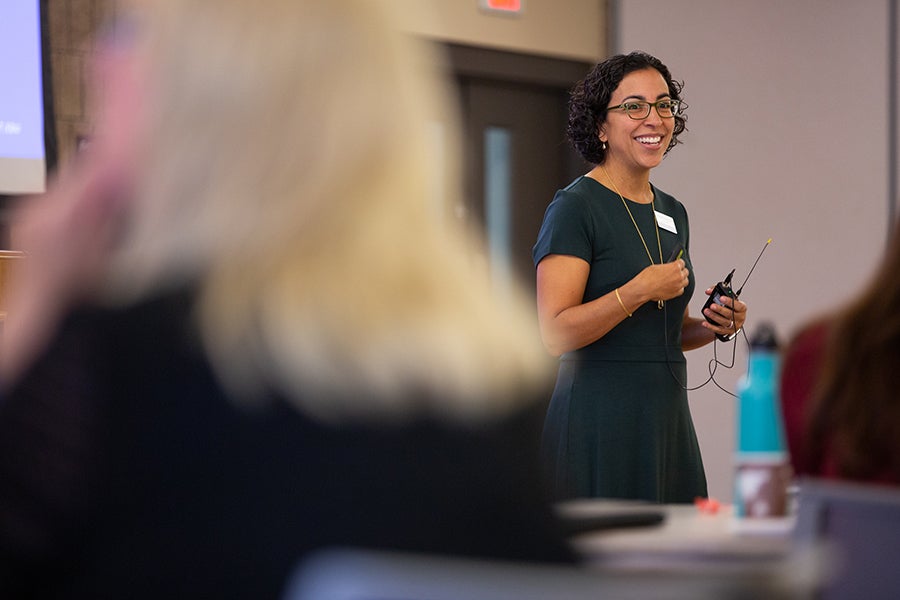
[702,268,738,342]
[702,238,772,342]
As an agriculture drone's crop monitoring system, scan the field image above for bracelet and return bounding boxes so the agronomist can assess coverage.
[614,287,632,318]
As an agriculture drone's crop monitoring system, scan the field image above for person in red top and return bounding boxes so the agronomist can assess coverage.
[780,220,900,484]
[780,317,832,476]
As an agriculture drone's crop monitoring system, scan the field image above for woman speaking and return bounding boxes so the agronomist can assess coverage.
[534,51,747,503]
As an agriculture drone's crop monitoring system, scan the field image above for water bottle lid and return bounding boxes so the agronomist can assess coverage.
[749,321,779,350]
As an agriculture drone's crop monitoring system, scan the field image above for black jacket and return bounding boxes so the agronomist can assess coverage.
[0,290,572,599]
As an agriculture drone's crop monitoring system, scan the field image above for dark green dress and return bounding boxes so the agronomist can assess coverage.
[533,176,707,503]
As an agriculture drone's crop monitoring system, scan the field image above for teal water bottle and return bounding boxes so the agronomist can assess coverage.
[734,322,791,519]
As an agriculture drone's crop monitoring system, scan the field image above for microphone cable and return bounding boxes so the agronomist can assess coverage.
[662,287,750,399]
[662,239,771,397]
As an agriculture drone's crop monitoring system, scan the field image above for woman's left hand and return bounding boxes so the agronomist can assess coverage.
[701,288,747,338]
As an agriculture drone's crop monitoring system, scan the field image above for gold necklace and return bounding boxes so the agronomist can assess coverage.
[601,165,665,309]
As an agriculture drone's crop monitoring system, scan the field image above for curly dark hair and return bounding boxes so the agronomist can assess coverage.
[567,51,687,165]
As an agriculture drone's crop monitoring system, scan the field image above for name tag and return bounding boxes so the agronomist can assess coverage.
[655,210,677,234]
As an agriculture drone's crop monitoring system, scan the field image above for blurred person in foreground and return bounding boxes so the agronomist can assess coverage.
[0,1,573,597]
[780,219,900,485]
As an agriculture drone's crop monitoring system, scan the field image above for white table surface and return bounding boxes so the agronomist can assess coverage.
[558,499,795,573]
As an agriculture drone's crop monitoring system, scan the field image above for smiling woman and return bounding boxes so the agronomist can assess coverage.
[533,51,749,503]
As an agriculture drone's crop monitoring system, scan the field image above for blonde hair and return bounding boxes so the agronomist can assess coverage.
[103,0,553,422]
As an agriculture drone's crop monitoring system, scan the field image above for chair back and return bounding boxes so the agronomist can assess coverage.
[282,548,802,600]
[794,477,900,598]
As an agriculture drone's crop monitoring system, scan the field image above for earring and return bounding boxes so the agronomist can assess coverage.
[601,140,607,151]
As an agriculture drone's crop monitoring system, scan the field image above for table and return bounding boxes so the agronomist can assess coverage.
[558,500,796,573]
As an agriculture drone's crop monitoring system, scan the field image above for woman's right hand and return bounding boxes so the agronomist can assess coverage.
[536,255,690,356]
[632,259,690,304]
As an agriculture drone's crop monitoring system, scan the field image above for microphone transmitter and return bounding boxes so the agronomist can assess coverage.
[702,238,772,342]
[702,269,737,341]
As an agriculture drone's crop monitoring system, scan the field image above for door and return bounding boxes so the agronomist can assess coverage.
[446,44,592,295]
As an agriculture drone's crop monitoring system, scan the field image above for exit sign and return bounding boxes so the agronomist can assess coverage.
[479,0,524,15]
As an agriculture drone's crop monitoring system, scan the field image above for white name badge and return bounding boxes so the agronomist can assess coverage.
[654,210,677,234]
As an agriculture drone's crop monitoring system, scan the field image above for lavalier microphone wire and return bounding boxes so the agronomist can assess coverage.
[661,238,771,397]
[662,293,750,399]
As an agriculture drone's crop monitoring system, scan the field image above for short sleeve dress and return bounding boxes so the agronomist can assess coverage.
[533,176,707,503]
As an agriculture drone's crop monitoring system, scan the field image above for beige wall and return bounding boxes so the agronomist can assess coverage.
[617,0,894,502]
[49,2,604,168]
[394,0,607,62]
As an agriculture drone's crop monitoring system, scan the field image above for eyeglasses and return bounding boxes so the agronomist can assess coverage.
[606,99,680,120]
